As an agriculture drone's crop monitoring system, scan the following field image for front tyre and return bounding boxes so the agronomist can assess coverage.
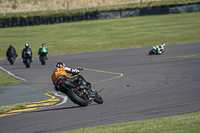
[149,50,154,55]
[94,94,103,104]
[67,89,88,107]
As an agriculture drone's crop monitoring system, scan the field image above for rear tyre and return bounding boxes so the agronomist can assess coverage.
[67,89,88,107]
[10,57,14,65]
[9,57,14,65]
[41,56,46,65]
[94,94,103,104]
[26,58,30,68]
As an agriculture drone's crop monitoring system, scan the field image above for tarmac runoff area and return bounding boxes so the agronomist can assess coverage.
[0,83,50,106]
[0,83,60,117]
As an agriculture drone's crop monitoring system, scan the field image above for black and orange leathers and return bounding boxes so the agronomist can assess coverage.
[51,66,78,83]
[51,68,68,82]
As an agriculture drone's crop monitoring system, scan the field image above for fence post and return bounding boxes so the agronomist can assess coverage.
[140,0,143,5]
[67,1,69,10]
[107,0,109,8]
[23,0,26,14]
[3,6,6,16]
[55,1,57,13]
[87,0,88,10]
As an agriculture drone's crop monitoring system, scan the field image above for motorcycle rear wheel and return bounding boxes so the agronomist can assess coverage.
[9,57,14,65]
[41,56,46,65]
[26,58,30,68]
[67,89,88,107]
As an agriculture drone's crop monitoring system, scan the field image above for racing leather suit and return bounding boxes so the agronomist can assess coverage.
[22,46,33,62]
[156,45,165,54]
[51,67,79,91]
[6,46,18,58]
[38,46,48,59]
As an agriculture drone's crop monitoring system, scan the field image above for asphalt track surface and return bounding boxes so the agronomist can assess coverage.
[0,42,200,133]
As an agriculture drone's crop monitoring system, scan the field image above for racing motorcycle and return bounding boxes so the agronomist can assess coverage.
[54,68,103,107]
[39,52,47,65]
[7,53,16,65]
[23,50,32,68]
[149,46,164,55]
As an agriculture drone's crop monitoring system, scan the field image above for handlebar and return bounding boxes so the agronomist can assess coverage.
[76,67,83,71]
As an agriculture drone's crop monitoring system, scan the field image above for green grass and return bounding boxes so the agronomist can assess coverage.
[59,112,200,133]
[0,69,21,85]
[144,54,200,61]
[0,102,30,114]
[1,11,200,60]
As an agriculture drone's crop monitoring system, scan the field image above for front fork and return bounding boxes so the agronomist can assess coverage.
[77,86,96,103]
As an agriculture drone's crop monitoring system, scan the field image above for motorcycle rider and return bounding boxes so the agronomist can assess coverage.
[51,62,80,91]
[6,44,18,59]
[22,43,33,62]
[38,43,48,60]
[155,43,166,54]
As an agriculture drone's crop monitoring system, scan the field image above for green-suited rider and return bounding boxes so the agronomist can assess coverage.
[38,43,48,60]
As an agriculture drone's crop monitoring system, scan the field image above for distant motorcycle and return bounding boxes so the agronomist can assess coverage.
[54,68,103,107]
[7,53,16,65]
[39,52,48,65]
[149,46,164,55]
[23,50,32,68]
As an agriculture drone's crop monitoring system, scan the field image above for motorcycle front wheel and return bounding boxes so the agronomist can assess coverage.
[149,50,154,55]
[67,89,88,107]
[94,94,103,104]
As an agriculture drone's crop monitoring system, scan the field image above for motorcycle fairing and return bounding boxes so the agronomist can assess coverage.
[153,46,157,50]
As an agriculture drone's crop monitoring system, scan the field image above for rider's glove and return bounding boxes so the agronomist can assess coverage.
[72,69,80,73]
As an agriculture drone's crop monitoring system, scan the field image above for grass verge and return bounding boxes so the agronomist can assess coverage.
[0,102,30,114]
[59,112,200,133]
[0,69,21,85]
[0,12,200,59]
[143,54,200,61]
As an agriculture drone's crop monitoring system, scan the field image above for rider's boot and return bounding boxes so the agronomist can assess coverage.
[91,88,96,94]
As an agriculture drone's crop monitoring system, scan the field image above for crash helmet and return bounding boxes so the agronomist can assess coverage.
[56,62,65,68]
[162,43,166,47]
[42,43,45,47]
[9,44,13,47]
[25,43,29,47]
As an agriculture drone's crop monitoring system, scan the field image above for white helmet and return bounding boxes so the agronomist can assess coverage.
[25,43,29,47]
[162,43,166,47]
